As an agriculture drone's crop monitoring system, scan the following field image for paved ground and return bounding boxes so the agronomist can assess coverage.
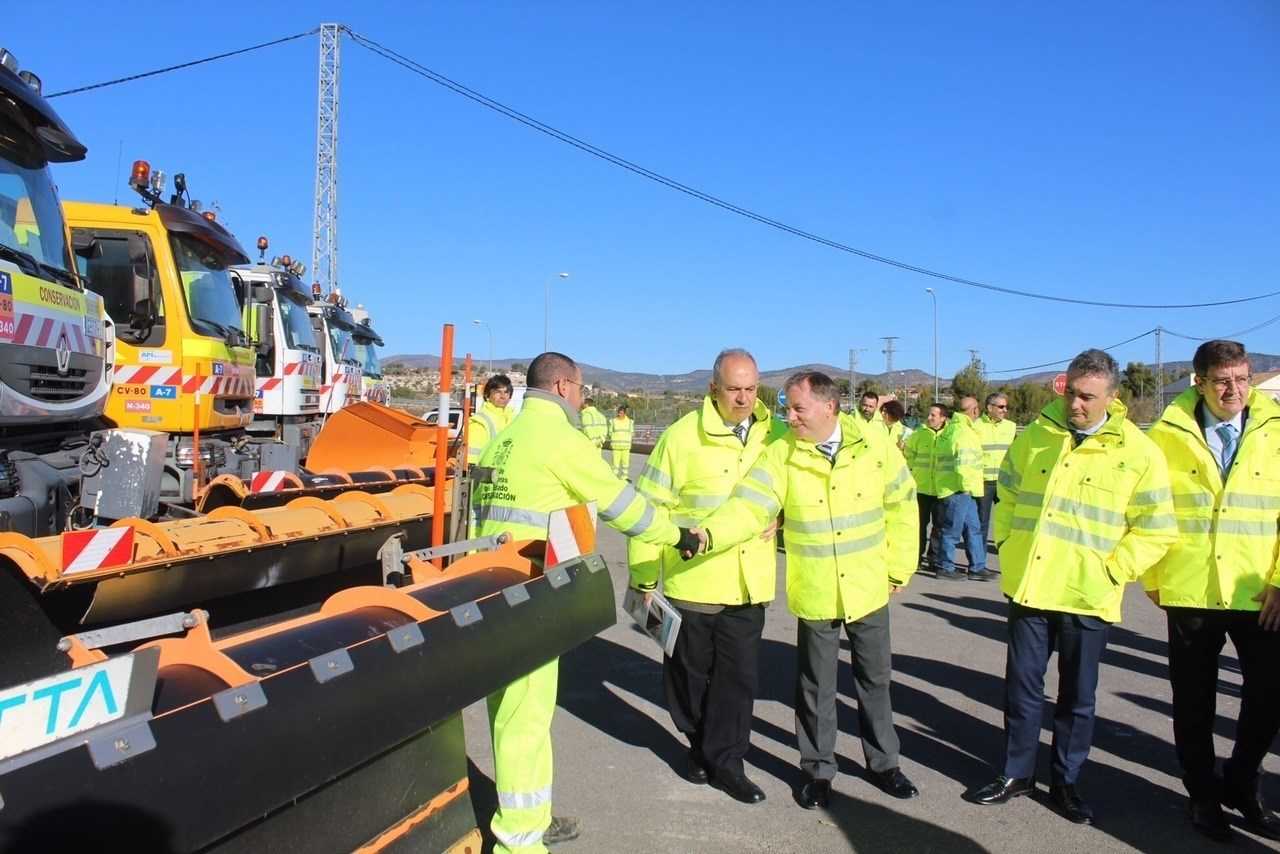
[463,453,1279,853]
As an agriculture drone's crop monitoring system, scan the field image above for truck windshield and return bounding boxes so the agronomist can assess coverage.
[279,292,318,351]
[0,156,73,281]
[171,234,245,343]
[354,340,382,378]
[328,325,353,363]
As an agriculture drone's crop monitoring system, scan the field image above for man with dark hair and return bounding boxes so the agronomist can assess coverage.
[967,349,1176,825]
[629,348,786,804]
[880,400,910,450]
[1146,339,1280,841]
[903,403,950,570]
[473,351,701,853]
[858,390,880,422]
[694,370,921,807]
[579,396,608,451]
[609,404,634,479]
[468,374,515,465]
[975,392,1015,548]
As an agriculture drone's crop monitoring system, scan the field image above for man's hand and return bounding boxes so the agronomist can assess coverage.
[1145,589,1161,607]
[759,519,779,541]
[890,585,901,595]
[1256,585,1280,632]
[675,527,705,560]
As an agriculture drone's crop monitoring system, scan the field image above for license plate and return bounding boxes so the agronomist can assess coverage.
[0,655,142,761]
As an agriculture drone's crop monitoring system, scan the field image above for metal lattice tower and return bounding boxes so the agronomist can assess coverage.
[312,24,343,296]
[881,337,899,373]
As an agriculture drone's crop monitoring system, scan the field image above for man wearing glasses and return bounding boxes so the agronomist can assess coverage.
[975,393,1016,549]
[1145,340,1280,842]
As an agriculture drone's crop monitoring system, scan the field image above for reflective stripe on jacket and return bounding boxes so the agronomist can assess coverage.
[628,397,786,604]
[975,414,1017,482]
[468,400,512,464]
[473,391,680,548]
[700,412,918,622]
[609,416,634,450]
[994,397,1176,623]
[1145,387,1280,610]
[579,405,608,446]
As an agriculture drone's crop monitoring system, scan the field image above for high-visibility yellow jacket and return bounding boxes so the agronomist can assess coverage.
[579,405,608,447]
[903,416,982,499]
[467,400,513,465]
[472,391,680,548]
[1144,387,1280,610]
[975,413,1017,483]
[885,421,907,450]
[609,416,633,450]
[628,397,787,604]
[994,398,1176,623]
[700,412,919,623]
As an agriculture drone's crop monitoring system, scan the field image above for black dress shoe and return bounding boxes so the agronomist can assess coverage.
[968,569,996,582]
[796,778,831,810]
[1189,798,1233,842]
[1223,782,1280,841]
[870,768,919,799]
[1050,784,1094,825]
[685,751,709,785]
[544,816,581,845]
[937,569,964,581]
[711,770,766,804]
[965,775,1034,805]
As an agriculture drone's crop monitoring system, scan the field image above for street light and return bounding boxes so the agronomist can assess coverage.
[544,271,570,352]
[925,288,939,402]
[472,319,493,376]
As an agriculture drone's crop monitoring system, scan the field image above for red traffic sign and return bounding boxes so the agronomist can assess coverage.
[1053,373,1068,395]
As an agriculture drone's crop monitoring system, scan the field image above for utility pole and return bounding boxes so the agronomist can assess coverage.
[312,23,343,297]
[967,349,980,367]
[849,347,867,411]
[881,336,899,373]
[1155,325,1164,408]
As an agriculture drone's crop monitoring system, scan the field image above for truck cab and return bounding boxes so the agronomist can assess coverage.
[66,162,259,502]
[231,250,324,457]
[309,295,362,414]
[350,305,389,405]
[0,49,111,535]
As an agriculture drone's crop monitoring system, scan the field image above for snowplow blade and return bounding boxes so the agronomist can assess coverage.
[306,401,451,473]
[198,466,437,512]
[0,484,446,629]
[0,540,616,852]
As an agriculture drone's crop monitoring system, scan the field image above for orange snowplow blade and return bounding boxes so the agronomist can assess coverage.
[307,401,445,472]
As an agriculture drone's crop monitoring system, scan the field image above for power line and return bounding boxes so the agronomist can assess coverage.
[1161,310,1280,342]
[345,30,1280,311]
[46,30,318,98]
[987,328,1157,375]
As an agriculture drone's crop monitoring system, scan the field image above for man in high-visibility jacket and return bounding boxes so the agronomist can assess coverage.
[694,370,921,808]
[467,374,514,466]
[967,349,1176,825]
[609,405,634,479]
[937,398,991,581]
[974,392,1016,547]
[1145,340,1280,842]
[903,403,948,569]
[904,403,985,580]
[578,396,608,450]
[880,399,910,451]
[473,352,700,854]
[857,390,887,436]
[628,348,786,804]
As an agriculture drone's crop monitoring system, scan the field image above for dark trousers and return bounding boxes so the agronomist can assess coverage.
[1167,607,1280,799]
[663,603,766,775]
[978,480,998,546]
[796,605,900,780]
[1003,601,1110,784]
[917,494,943,565]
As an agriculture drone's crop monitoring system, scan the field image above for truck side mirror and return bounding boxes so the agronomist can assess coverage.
[250,303,271,348]
[71,231,102,259]
[127,239,157,329]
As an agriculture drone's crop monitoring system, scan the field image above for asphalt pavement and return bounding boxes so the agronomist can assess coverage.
[463,453,1279,853]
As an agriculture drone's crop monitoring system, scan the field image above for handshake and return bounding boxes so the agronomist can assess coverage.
[675,527,709,560]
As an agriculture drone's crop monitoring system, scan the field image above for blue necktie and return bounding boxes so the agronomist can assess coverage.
[733,424,748,445]
[1216,423,1238,474]
[817,441,838,463]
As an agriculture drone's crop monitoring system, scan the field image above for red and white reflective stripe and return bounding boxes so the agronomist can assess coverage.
[112,365,182,386]
[60,527,135,575]
[258,377,282,392]
[249,470,290,493]
[545,503,598,568]
[10,314,94,353]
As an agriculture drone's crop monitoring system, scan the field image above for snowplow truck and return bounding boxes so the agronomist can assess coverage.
[310,293,363,414]
[350,304,390,406]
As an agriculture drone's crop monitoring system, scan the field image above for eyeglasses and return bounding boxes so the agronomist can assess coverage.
[992,404,1008,409]
[1204,375,1251,391]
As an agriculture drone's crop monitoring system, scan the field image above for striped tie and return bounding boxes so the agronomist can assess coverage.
[1216,423,1238,475]
[817,441,838,463]
[733,424,748,445]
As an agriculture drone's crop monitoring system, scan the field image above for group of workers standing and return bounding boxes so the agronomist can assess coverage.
[463,339,1279,853]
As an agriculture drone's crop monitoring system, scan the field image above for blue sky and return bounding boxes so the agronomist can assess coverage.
[12,2,1279,377]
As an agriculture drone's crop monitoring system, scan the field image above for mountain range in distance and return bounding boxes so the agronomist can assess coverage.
[385,353,1280,394]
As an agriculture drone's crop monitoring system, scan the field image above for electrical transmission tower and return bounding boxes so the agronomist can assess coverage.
[849,347,867,407]
[312,23,344,297]
[881,337,899,373]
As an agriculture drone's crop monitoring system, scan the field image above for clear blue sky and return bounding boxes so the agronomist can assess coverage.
[12,2,1279,378]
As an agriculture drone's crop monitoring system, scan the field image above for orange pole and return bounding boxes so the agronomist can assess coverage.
[431,324,454,567]
[461,353,473,468]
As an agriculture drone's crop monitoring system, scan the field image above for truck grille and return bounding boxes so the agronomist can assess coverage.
[0,347,104,403]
